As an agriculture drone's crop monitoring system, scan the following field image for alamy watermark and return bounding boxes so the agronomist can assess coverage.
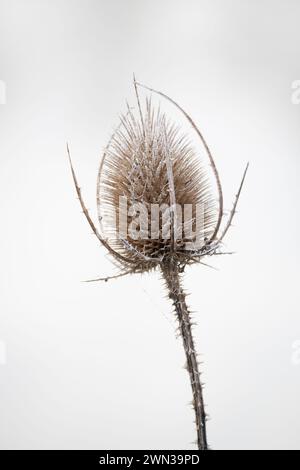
[0,340,6,365]
[0,80,6,105]
[100,196,207,250]
[291,340,300,366]
[291,80,300,104]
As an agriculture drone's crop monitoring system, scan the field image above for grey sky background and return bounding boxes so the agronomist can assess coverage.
[0,0,300,450]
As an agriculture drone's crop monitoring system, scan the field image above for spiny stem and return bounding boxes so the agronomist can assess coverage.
[161,260,208,450]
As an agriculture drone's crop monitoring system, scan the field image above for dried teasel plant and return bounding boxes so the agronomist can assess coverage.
[68,78,248,450]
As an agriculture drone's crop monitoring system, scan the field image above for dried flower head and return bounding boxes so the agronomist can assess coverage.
[68,78,248,450]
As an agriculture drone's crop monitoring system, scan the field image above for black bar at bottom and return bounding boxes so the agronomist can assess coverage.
[0,450,211,466]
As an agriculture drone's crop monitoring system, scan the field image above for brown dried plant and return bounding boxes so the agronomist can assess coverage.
[68,78,248,450]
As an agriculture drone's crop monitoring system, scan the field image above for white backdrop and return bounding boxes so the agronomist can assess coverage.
[0,0,300,450]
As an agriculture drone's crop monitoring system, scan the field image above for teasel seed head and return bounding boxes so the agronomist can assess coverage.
[68,78,248,278]
[98,100,219,272]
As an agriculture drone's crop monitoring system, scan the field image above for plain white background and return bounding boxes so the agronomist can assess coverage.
[0,0,300,450]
